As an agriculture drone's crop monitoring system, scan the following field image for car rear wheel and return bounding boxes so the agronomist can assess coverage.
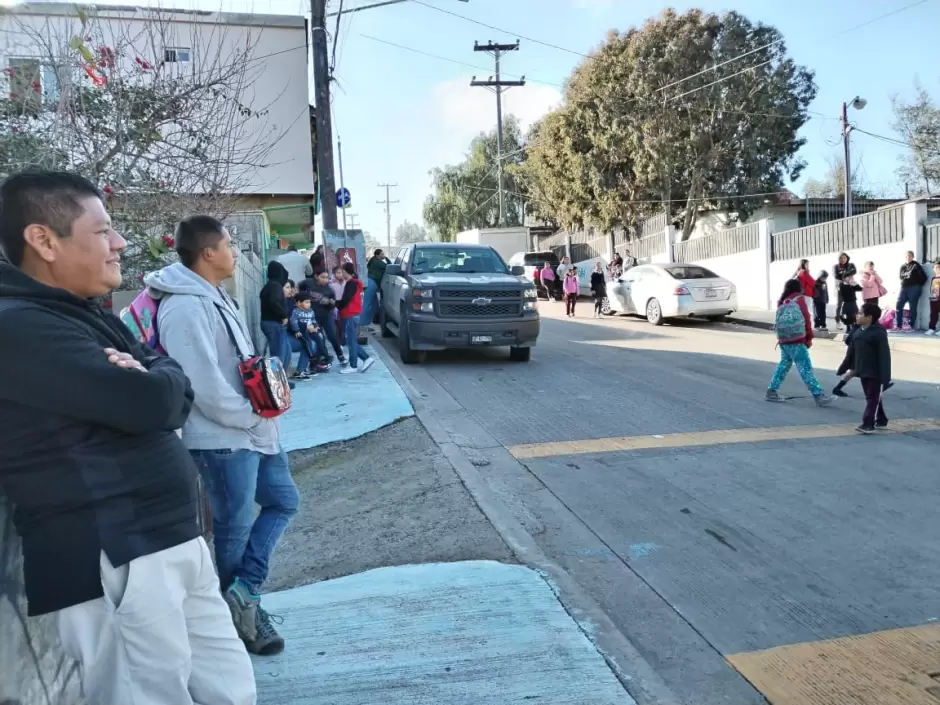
[379,304,394,338]
[646,298,664,326]
[398,306,426,365]
[509,346,531,362]
[600,297,612,315]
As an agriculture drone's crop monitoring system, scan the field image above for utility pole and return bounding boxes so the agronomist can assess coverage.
[346,212,360,230]
[471,41,525,226]
[840,96,867,219]
[312,0,338,230]
[377,183,399,249]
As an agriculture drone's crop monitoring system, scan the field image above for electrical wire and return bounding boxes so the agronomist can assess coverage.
[330,0,345,74]
[854,126,940,157]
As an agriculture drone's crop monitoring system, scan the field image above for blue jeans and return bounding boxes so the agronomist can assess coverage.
[896,286,922,328]
[261,320,291,369]
[343,316,369,369]
[362,279,380,326]
[190,449,299,594]
[768,343,823,397]
[288,333,312,373]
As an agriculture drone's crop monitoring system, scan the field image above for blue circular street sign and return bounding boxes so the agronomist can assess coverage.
[336,187,351,208]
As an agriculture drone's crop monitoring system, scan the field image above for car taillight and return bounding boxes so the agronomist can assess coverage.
[675,286,690,296]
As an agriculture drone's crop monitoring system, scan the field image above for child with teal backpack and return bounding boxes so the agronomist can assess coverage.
[766,279,833,407]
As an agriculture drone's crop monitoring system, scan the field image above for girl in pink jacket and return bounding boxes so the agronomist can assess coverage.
[860,261,886,304]
[563,267,580,317]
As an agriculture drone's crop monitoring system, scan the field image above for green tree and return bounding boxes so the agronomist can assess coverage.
[892,83,940,196]
[522,9,817,239]
[423,116,527,240]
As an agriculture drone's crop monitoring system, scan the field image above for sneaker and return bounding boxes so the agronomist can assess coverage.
[291,371,311,380]
[927,329,937,336]
[359,357,376,373]
[765,389,784,402]
[338,357,348,367]
[814,394,834,407]
[874,422,889,431]
[339,366,358,375]
[832,386,848,398]
[855,424,875,435]
[244,607,285,656]
[223,579,260,643]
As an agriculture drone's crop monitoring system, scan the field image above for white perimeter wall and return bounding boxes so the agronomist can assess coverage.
[691,249,768,310]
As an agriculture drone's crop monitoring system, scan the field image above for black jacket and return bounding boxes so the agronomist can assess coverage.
[260,261,290,322]
[590,271,606,296]
[900,261,927,289]
[834,257,856,284]
[852,323,892,384]
[0,262,200,616]
[813,278,829,304]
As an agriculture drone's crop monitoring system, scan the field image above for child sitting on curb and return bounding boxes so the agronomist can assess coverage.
[289,292,329,379]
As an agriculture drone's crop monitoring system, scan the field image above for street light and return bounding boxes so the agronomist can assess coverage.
[328,0,468,17]
[842,95,867,218]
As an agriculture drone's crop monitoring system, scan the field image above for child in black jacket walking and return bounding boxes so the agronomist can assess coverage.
[853,302,892,433]
[590,262,606,318]
[813,271,829,330]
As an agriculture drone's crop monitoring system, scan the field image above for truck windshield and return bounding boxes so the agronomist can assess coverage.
[411,248,509,275]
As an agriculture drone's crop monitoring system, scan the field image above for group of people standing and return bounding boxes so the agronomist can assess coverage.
[538,250,637,319]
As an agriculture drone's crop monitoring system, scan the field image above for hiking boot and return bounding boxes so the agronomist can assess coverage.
[245,607,285,656]
[814,393,834,407]
[855,424,875,435]
[223,579,260,643]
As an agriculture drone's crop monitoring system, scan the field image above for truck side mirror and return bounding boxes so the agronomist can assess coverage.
[385,264,403,277]
[510,265,525,276]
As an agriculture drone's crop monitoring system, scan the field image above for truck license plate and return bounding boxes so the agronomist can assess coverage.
[471,335,493,344]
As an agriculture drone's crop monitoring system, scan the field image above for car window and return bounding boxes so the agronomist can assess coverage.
[411,247,509,275]
[400,246,412,272]
[663,265,719,280]
[524,252,559,266]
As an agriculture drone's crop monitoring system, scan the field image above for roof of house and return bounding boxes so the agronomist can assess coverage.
[3,3,306,29]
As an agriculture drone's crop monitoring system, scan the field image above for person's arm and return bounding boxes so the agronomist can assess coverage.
[876,328,892,384]
[158,300,264,431]
[336,280,356,310]
[0,307,191,434]
[797,297,814,344]
[288,308,302,334]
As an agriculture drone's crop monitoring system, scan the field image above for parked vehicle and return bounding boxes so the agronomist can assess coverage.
[507,250,561,297]
[456,227,529,262]
[379,243,541,363]
[604,263,738,325]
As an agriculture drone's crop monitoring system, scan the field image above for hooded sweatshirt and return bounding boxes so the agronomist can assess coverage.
[144,263,279,454]
[563,272,580,295]
[260,261,290,323]
[0,260,199,616]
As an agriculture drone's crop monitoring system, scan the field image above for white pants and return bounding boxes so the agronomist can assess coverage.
[56,538,256,705]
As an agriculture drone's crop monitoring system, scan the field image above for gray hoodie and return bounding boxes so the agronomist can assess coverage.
[144,263,280,454]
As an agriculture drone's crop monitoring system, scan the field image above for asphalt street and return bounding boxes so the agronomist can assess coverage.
[377,303,940,705]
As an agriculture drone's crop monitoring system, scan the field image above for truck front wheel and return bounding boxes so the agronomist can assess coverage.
[399,306,426,365]
[509,346,531,362]
[379,304,394,338]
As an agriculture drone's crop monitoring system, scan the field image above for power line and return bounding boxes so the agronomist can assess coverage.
[855,126,940,157]
[330,0,345,74]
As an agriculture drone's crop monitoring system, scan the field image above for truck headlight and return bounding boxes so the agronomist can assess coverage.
[412,302,434,313]
[412,289,433,299]
[523,288,538,299]
[524,300,538,311]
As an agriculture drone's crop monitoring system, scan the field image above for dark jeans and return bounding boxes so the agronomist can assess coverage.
[896,286,922,328]
[835,290,843,326]
[930,299,940,330]
[260,320,291,368]
[565,293,577,315]
[593,293,605,313]
[317,313,345,360]
[190,449,299,593]
[813,299,827,328]
[860,377,888,429]
[343,315,369,369]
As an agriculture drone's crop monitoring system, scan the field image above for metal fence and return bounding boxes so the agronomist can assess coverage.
[232,250,266,352]
[627,232,667,261]
[926,223,940,262]
[773,205,905,261]
[673,222,760,263]
[613,211,669,247]
[570,236,608,263]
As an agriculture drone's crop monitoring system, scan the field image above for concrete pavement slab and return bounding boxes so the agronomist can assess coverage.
[253,561,636,705]
[280,345,414,452]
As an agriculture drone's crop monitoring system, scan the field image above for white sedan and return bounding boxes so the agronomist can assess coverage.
[604,263,738,325]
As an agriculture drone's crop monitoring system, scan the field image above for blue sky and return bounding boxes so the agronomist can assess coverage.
[99,0,940,239]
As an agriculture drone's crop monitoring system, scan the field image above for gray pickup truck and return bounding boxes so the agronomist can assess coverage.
[379,242,540,364]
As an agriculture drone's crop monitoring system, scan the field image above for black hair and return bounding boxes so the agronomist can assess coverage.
[342,262,357,277]
[175,215,226,268]
[0,171,103,266]
[861,302,881,321]
[332,264,343,274]
[295,291,312,302]
[286,279,296,288]
[778,278,802,305]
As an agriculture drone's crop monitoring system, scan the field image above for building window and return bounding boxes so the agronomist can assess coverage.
[5,58,62,110]
[163,48,192,63]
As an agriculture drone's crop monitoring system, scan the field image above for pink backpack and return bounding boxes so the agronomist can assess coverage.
[119,290,167,355]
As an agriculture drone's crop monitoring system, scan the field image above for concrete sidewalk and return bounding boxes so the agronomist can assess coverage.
[253,561,635,705]
[281,342,415,451]
[727,308,940,358]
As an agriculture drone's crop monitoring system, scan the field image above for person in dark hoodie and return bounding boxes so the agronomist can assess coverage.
[813,270,829,331]
[833,252,856,329]
[0,172,256,704]
[260,260,292,369]
[897,250,927,330]
[852,302,892,434]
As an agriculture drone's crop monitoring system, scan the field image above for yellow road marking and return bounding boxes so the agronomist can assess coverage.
[508,418,940,460]
[728,623,940,705]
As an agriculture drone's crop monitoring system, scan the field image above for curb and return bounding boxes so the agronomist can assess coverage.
[370,336,681,705]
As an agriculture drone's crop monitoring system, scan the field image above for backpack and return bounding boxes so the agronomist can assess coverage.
[119,289,167,355]
[775,299,806,342]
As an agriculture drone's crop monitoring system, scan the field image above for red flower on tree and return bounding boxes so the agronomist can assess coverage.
[83,64,107,87]
[103,185,114,197]
[134,57,153,71]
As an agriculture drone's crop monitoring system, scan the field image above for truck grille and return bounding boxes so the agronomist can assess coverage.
[439,289,517,299]
[440,303,520,317]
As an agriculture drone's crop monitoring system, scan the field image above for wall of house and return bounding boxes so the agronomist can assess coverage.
[0,5,314,197]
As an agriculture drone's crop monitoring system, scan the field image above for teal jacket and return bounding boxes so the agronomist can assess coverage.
[367,256,388,284]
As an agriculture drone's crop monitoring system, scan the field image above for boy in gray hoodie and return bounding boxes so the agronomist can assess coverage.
[144,216,299,656]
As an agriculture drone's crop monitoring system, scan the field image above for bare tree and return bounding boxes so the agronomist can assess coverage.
[0,6,291,285]
[892,83,940,197]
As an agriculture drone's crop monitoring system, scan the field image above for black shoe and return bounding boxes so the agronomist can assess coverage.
[832,386,848,397]
[875,422,888,430]
[855,425,875,435]
[884,382,894,391]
